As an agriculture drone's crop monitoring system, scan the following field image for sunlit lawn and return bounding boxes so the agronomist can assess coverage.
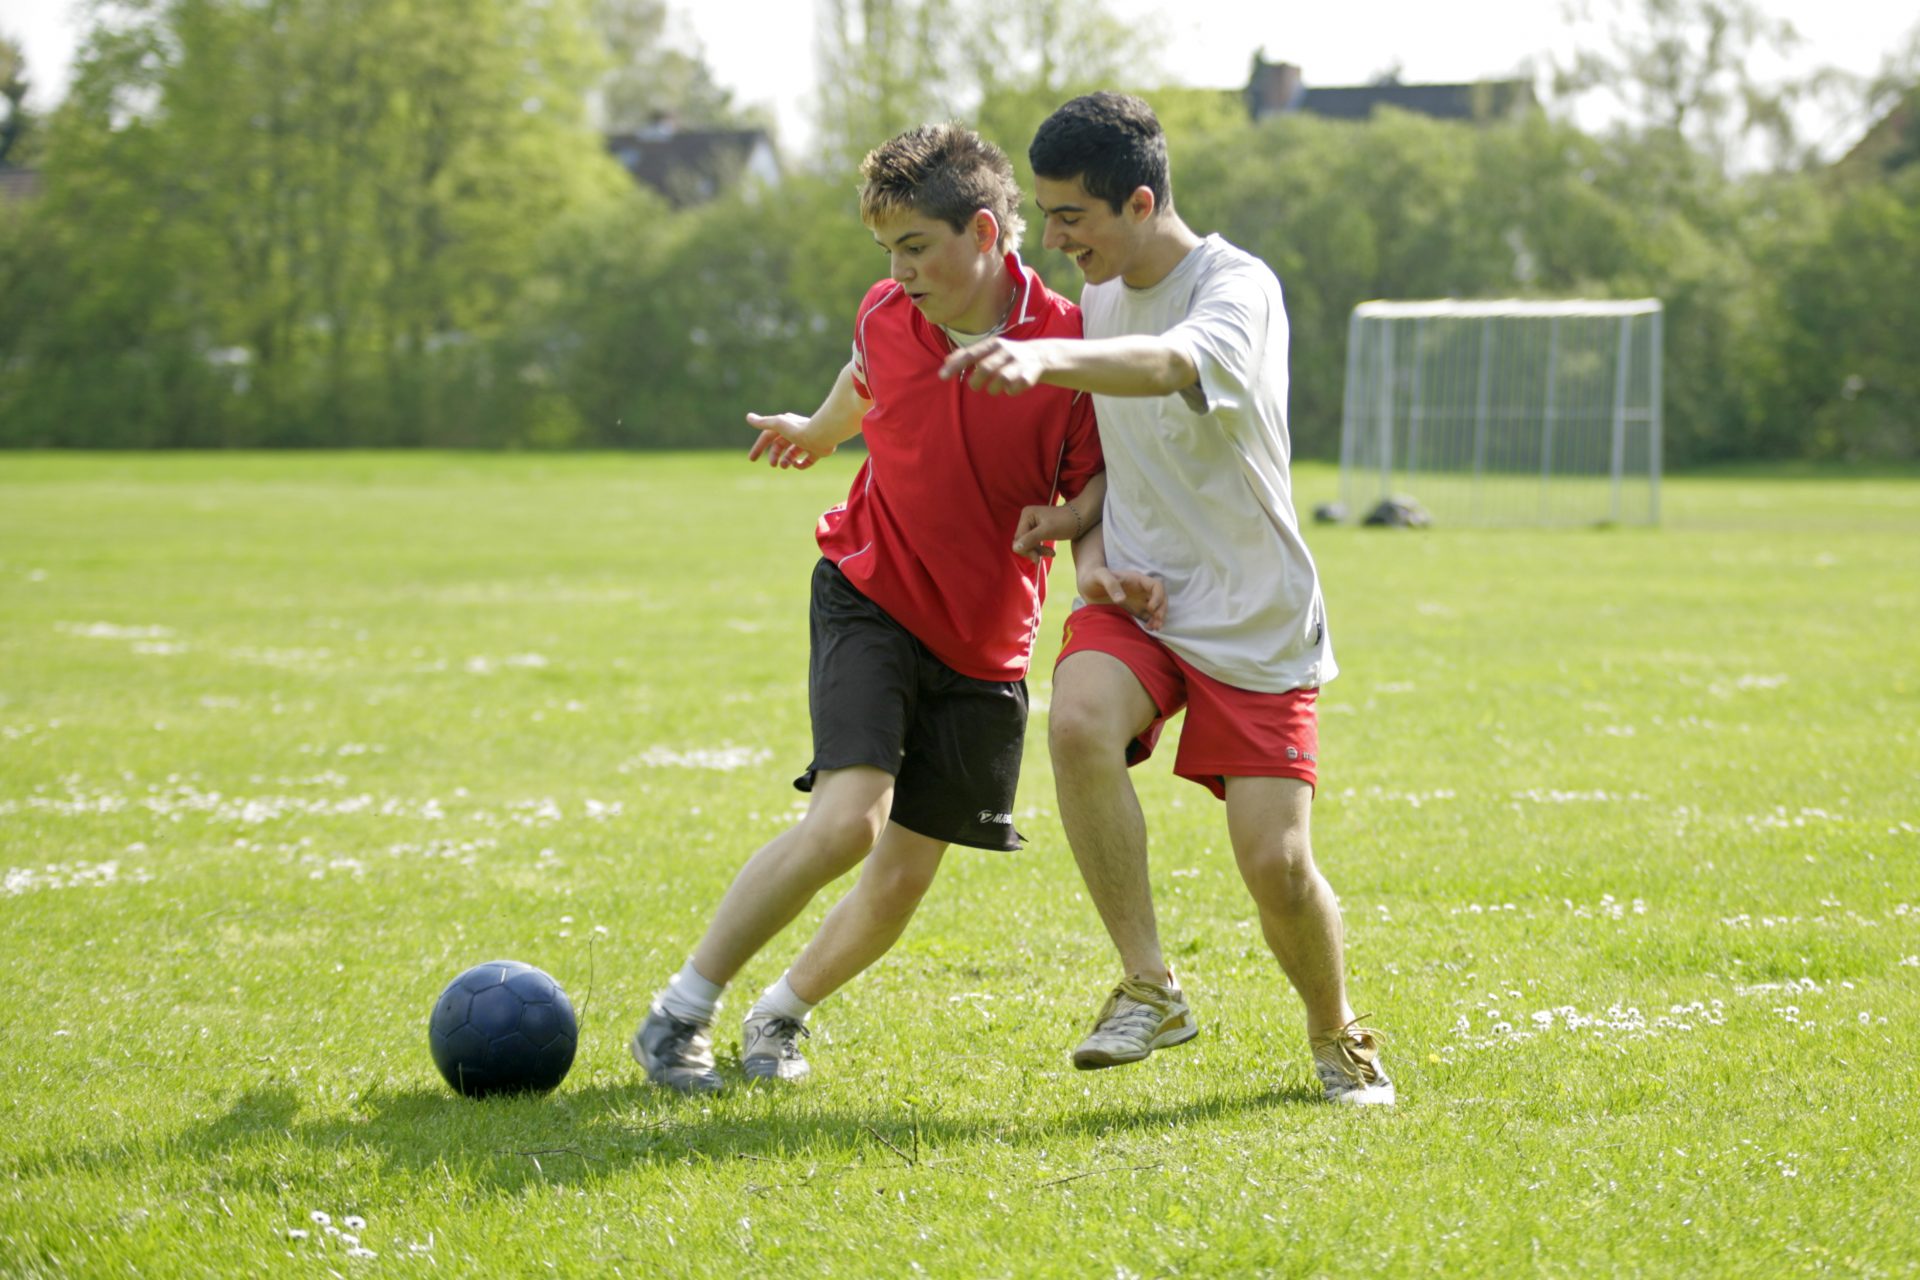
[1,452,1915,1277]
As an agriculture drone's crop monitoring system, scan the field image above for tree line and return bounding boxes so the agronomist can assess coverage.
[0,0,1914,463]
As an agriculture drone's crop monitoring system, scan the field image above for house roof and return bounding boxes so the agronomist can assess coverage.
[607,127,777,207]
[1293,80,1537,123]
[1245,55,1536,125]
[1834,95,1917,177]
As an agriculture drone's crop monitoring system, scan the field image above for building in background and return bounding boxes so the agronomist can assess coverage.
[1833,90,1919,179]
[1245,53,1537,125]
[607,115,780,207]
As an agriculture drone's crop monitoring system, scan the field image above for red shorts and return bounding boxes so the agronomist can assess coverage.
[1057,604,1320,800]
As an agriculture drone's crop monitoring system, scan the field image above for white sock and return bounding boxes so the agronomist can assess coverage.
[750,972,815,1023]
[654,959,724,1025]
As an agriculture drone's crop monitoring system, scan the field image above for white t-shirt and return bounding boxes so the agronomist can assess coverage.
[1080,233,1336,693]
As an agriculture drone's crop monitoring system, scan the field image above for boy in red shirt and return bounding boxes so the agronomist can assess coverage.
[632,124,1104,1091]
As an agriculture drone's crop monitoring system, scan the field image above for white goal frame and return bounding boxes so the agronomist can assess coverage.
[1338,299,1663,526]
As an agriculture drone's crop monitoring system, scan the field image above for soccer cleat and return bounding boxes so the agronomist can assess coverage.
[740,1011,812,1083]
[630,1006,724,1094]
[1072,977,1199,1070]
[1310,1016,1396,1105]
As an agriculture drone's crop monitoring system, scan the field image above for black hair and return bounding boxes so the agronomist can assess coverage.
[1028,92,1170,214]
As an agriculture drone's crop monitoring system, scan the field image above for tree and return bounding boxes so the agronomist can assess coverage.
[954,0,1144,132]
[1553,0,1813,172]
[594,0,746,132]
[1168,103,1794,464]
[955,0,1156,212]
[812,0,1154,171]
[5,0,630,446]
[1758,168,1920,460]
[0,32,32,166]
[812,0,958,167]
[1862,25,1920,174]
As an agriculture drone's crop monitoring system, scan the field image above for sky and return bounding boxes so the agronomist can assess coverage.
[7,0,1916,157]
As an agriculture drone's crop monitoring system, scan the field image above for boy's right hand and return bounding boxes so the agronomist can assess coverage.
[1080,565,1166,632]
[746,412,832,469]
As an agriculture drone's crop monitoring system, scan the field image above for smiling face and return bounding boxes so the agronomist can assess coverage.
[867,207,1008,334]
[1034,174,1152,288]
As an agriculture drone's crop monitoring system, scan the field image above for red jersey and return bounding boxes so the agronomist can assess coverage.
[818,252,1102,681]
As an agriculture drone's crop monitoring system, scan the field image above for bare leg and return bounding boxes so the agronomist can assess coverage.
[688,766,893,986]
[1223,775,1355,1037]
[784,822,948,1004]
[1049,651,1169,981]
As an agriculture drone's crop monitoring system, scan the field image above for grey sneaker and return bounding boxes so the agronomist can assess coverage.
[1072,978,1199,1070]
[1310,1017,1395,1105]
[630,1005,723,1094]
[741,1011,811,1083]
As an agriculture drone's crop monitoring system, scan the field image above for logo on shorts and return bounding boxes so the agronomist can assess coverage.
[977,809,1013,826]
[1285,748,1318,763]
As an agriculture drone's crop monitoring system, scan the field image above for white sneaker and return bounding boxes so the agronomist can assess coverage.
[1072,978,1199,1070]
[741,1011,811,1083]
[630,1006,723,1094]
[1310,1017,1395,1105]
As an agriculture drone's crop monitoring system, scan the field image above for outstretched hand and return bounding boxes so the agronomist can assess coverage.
[745,412,829,469]
[1081,566,1166,632]
[939,337,1047,396]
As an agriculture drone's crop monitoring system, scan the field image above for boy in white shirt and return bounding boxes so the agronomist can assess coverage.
[944,92,1393,1104]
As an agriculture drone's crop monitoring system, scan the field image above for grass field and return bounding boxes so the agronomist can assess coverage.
[2,452,1916,1278]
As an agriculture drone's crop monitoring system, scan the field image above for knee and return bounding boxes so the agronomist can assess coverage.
[1048,693,1128,766]
[796,805,885,879]
[860,857,938,917]
[1243,838,1319,908]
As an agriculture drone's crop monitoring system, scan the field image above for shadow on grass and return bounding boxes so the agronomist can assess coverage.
[8,1075,1323,1195]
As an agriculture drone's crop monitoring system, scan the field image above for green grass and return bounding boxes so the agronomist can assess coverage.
[1,452,1915,1278]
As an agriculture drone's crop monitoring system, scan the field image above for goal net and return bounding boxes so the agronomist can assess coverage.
[1337,299,1663,526]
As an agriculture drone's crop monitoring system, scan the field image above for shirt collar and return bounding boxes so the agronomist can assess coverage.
[1000,250,1043,334]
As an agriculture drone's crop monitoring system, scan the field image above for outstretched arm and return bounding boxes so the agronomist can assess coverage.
[939,336,1197,399]
[745,361,872,469]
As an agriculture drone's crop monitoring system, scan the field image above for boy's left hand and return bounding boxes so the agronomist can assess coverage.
[1081,566,1167,632]
[1011,503,1077,560]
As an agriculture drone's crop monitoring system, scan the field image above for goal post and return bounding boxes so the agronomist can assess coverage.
[1338,299,1663,526]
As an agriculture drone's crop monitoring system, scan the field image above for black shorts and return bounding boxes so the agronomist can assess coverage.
[799,558,1028,851]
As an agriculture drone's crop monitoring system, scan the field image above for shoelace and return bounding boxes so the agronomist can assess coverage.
[1093,980,1174,1036]
[757,1017,810,1059]
[1310,1013,1386,1086]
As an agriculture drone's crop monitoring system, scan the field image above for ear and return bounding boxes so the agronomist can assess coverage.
[972,209,1001,252]
[1127,186,1157,221]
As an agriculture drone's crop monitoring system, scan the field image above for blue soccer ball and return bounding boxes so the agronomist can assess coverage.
[429,960,577,1098]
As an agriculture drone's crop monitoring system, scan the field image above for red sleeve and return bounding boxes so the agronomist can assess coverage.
[848,279,895,401]
[849,344,870,400]
[1057,389,1103,501]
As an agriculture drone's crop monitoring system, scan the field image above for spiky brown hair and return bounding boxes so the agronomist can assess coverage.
[859,123,1026,250]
